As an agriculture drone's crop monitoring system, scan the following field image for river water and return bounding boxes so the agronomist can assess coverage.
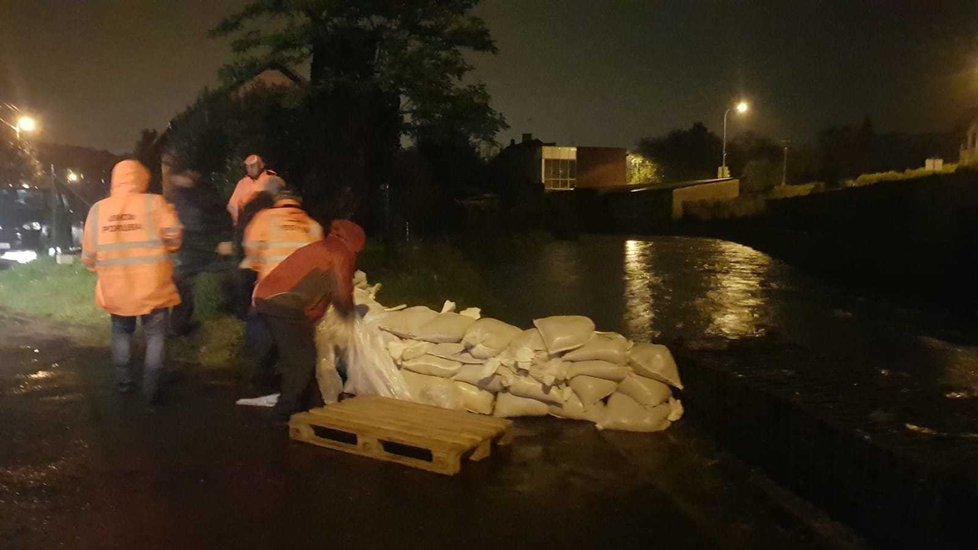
[485,235,978,439]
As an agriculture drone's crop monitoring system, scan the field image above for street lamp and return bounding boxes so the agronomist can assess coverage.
[15,115,37,138]
[720,101,749,179]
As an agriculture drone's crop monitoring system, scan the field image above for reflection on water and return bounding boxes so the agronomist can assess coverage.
[621,238,772,342]
[699,241,771,340]
[623,240,657,339]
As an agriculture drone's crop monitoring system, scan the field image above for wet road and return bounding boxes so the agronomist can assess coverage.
[0,313,856,548]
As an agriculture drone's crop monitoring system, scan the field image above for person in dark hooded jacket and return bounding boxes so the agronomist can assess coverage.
[253,219,366,420]
[166,165,234,335]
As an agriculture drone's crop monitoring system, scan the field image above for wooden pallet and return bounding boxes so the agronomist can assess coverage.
[289,396,513,475]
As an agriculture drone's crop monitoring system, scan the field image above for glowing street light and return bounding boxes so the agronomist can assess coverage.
[66,170,80,183]
[720,100,750,178]
[16,115,37,136]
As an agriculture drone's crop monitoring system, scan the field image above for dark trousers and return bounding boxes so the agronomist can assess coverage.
[170,272,198,336]
[235,269,257,320]
[262,313,318,417]
[245,308,278,388]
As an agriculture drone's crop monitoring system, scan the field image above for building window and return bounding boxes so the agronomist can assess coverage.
[543,158,577,190]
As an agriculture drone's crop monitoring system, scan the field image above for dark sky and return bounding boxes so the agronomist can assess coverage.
[2,0,977,153]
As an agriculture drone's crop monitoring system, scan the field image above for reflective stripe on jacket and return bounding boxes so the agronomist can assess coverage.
[242,199,323,281]
[82,161,183,316]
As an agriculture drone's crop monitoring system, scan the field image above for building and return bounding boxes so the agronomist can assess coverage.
[492,133,627,191]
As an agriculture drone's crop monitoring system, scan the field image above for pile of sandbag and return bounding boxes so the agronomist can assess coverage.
[317,271,684,433]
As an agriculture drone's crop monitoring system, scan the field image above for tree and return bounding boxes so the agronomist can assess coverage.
[637,123,721,182]
[211,1,507,228]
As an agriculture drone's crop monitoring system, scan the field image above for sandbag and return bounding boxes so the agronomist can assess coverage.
[424,342,466,360]
[564,360,631,381]
[452,359,499,386]
[628,343,683,389]
[562,332,629,364]
[533,315,596,355]
[507,376,568,405]
[462,318,522,358]
[548,391,606,422]
[493,392,549,417]
[506,328,548,355]
[596,393,671,432]
[568,375,618,406]
[527,357,567,386]
[402,371,464,410]
[378,306,439,338]
[668,397,684,422]
[400,340,431,362]
[617,375,671,407]
[454,381,495,415]
[401,354,462,378]
[413,312,476,343]
[480,374,507,393]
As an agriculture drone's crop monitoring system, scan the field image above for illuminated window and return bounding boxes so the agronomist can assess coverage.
[543,158,576,190]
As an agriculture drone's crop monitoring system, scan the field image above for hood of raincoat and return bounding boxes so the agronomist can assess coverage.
[328,219,366,254]
[110,160,150,195]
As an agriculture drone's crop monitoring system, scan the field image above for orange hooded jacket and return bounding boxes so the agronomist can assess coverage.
[242,198,323,281]
[81,160,183,316]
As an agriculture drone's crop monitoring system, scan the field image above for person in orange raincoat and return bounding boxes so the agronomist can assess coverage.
[227,154,281,227]
[252,219,366,420]
[82,160,183,403]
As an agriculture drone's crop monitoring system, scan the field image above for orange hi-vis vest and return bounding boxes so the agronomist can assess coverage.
[242,198,323,281]
[82,160,183,317]
[227,170,280,226]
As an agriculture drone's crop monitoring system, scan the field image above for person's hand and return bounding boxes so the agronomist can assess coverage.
[216,241,234,256]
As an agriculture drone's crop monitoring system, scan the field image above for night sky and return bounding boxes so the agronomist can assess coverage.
[1,0,976,153]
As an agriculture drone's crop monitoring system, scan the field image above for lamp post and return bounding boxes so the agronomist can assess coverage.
[720,101,749,179]
[781,140,790,186]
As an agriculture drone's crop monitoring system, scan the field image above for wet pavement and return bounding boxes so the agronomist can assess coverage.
[0,311,861,549]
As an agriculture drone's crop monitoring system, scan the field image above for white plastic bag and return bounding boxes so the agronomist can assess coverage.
[342,317,413,400]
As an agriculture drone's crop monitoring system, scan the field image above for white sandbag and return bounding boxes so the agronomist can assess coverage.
[353,269,368,288]
[400,340,431,362]
[562,332,630,364]
[668,397,684,422]
[386,340,409,363]
[424,342,466,359]
[596,392,671,432]
[533,315,596,354]
[617,374,671,407]
[568,375,618,406]
[402,371,464,410]
[629,343,683,389]
[548,391,605,422]
[447,351,487,364]
[401,354,463,378]
[506,328,548,355]
[454,381,495,415]
[495,365,518,388]
[508,376,568,405]
[493,392,550,417]
[527,357,567,386]
[459,307,481,319]
[440,300,456,313]
[452,358,500,386]
[462,318,522,358]
[480,374,507,394]
[414,312,476,343]
[564,360,631,381]
[378,305,439,338]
